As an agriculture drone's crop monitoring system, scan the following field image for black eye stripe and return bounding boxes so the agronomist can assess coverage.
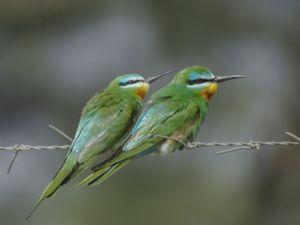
[120,79,144,86]
[187,78,209,85]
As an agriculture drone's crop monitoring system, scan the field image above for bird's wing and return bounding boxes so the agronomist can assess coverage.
[27,91,139,218]
[71,91,120,154]
[59,91,138,183]
[73,91,138,163]
[76,96,202,187]
[105,96,202,166]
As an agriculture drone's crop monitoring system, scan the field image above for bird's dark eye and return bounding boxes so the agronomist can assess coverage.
[187,78,206,85]
[120,79,143,86]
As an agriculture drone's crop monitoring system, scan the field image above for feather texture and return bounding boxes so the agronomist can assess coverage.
[79,67,212,186]
[27,74,146,219]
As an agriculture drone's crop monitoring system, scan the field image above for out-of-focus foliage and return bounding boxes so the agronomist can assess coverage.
[0,1,299,225]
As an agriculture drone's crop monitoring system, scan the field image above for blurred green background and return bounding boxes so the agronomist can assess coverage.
[0,0,300,225]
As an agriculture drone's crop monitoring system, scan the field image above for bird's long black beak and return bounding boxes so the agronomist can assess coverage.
[146,70,176,83]
[214,75,246,83]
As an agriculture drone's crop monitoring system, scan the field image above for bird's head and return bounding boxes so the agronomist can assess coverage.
[108,71,175,99]
[172,66,245,101]
[108,74,149,99]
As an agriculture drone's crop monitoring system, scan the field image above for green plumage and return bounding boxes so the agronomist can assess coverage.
[27,74,148,219]
[78,66,214,187]
[79,66,245,186]
[27,66,244,218]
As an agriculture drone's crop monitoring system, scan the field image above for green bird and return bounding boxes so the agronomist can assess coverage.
[78,65,245,187]
[27,72,171,219]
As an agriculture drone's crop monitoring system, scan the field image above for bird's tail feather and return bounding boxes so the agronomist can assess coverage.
[26,196,44,220]
[61,155,98,185]
[26,153,78,219]
[76,160,131,188]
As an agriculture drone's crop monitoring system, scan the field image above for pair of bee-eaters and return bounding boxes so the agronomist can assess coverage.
[27,65,244,218]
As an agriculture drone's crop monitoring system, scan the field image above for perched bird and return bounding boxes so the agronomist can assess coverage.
[27,72,171,219]
[78,65,245,187]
